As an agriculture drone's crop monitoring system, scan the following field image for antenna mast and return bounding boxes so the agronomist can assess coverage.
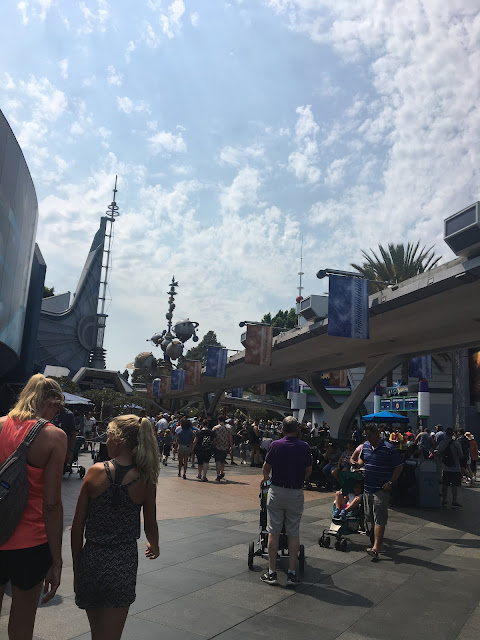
[90,176,120,369]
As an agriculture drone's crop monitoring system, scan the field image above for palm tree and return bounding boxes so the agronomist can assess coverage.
[351,242,447,386]
[351,241,441,293]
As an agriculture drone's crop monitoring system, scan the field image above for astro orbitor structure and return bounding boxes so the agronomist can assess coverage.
[128,277,199,376]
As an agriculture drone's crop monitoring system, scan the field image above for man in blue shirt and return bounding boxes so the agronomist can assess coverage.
[261,416,312,586]
[359,423,403,559]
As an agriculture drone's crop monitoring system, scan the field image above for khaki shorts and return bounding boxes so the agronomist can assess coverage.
[266,486,304,537]
[177,444,191,455]
[363,490,390,526]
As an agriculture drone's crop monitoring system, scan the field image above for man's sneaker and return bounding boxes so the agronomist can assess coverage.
[260,571,278,585]
[219,472,225,479]
[215,475,221,482]
[191,463,196,468]
[230,461,237,465]
[452,502,463,508]
[202,476,209,482]
[286,572,301,587]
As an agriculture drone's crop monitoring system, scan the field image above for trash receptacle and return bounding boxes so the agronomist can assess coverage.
[416,459,441,508]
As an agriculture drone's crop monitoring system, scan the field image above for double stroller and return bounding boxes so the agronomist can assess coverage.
[318,470,370,551]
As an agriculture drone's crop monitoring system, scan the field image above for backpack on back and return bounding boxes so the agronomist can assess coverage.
[442,442,455,468]
[0,419,47,545]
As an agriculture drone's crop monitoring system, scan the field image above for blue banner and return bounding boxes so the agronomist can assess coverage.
[284,378,300,393]
[408,356,432,380]
[152,378,161,397]
[231,387,243,398]
[205,346,228,378]
[170,369,185,391]
[328,275,369,339]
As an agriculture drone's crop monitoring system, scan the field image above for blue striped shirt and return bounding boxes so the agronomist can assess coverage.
[362,440,403,493]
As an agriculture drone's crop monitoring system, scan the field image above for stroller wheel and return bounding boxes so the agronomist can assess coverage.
[341,539,348,552]
[324,536,331,548]
[298,545,305,575]
[335,540,341,551]
[318,535,324,547]
[79,466,85,479]
[248,541,254,569]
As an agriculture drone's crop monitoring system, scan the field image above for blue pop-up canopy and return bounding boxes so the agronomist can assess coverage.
[362,410,409,423]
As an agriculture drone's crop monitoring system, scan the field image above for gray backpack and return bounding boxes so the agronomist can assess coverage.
[0,418,47,545]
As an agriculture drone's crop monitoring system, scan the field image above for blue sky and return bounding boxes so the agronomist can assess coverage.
[1,0,479,374]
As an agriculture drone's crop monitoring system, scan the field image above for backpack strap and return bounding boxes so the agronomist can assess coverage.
[23,419,48,448]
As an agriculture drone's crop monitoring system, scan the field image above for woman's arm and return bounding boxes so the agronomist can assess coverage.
[42,428,67,603]
[143,485,159,559]
[71,467,96,585]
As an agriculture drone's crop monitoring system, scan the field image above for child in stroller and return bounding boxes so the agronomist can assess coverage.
[319,471,365,551]
[333,478,364,521]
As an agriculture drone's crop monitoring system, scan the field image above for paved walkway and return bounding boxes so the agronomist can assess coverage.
[1,451,480,640]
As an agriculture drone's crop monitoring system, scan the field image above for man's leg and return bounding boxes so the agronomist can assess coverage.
[267,533,280,572]
[287,536,300,572]
[373,524,386,552]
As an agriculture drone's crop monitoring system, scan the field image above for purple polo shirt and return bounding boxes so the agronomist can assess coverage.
[265,436,312,488]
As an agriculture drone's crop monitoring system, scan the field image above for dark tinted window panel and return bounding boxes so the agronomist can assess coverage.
[447,226,480,252]
[445,205,477,236]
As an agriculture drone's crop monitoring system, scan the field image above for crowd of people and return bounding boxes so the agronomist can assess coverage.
[0,373,479,640]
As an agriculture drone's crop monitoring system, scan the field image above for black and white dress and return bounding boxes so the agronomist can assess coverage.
[75,461,141,609]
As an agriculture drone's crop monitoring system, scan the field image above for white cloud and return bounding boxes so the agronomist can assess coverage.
[78,0,111,35]
[106,65,123,86]
[146,0,186,42]
[148,130,187,154]
[190,11,199,27]
[3,73,15,89]
[17,0,52,24]
[324,157,348,187]
[117,96,150,115]
[287,105,321,184]
[59,58,69,79]
[125,40,136,62]
[219,166,263,214]
[219,144,265,166]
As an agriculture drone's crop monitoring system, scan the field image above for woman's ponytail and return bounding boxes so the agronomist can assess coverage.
[134,417,160,486]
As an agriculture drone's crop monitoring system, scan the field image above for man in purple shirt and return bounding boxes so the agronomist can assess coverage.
[261,416,312,587]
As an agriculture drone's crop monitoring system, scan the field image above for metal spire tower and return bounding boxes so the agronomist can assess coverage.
[89,176,120,369]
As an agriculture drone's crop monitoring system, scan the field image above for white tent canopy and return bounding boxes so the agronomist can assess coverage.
[63,392,93,406]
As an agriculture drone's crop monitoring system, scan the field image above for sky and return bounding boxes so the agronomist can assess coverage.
[1,0,480,375]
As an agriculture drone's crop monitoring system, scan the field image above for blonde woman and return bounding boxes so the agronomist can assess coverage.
[71,415,160,640]
[0,374,67,639]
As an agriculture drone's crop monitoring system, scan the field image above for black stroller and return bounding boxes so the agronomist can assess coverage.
[64,435,86,478]
[248,480,305,574]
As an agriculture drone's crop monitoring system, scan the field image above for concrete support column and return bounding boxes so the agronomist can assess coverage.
[306,354,404,438]
[203,389,224,417]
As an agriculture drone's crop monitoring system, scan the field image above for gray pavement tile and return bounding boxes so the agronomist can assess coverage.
[193,574,294,612]
[227,521,261,534]
[136,565,225,595]
[304,542,368,564]
[217,511,258,522]
[455,603,480,640]
[212,611,339,640]
[334,632,379,640]
[266,564,408,633]
[2,595,91,640]
[136,592,254,637]
[175,553,247,577]
[128,583,183,615]
[351,568,480,640]
[71,616,205,640]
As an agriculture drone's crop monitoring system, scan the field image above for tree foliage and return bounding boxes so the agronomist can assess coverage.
[49,376,81,394]
[43,285,55,298]
[261,308,297,333]
[351,242,441,292]
[179,330,224,367]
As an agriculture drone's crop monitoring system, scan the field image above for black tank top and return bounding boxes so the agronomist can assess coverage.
[84,461,141,545]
